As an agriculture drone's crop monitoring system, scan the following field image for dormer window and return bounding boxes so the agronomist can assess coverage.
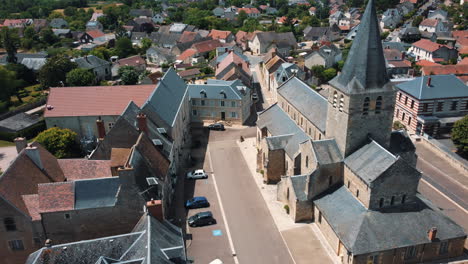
[220,90,227,99]
[200,90,207,98]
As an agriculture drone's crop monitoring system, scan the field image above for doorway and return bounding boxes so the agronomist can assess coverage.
[221,112,225,120]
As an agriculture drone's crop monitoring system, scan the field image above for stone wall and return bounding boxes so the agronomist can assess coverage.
[45,115,119,141]
[343,166,371,208]
[419,137,468,175]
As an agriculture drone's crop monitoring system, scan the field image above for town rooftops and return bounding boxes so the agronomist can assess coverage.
[216,51,251,76]
[420,18,439,27]
[178,31,199,43]
[73,55,109,69]
[237,7,260,14]
[45,85,155,117]
[86,29,105,39]
[74,177,120,210]
[396,75,468,100]
[277,77,328,132]
[421,64,468,76]
[311,139,343,165]
[188,79,247,100]
[314,186,466,255]
[412,39,448,52]
[115,55,146,67]
[57,159,112,181]
[192,39,222,53]
[209,29,232,40]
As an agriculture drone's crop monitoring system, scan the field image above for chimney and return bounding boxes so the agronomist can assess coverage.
[14,137,27,154]
[25,145,43,170]
[427,77,432,86]
[428,227,437,241]
[45,239,52,248]
[146,199,164,221]
[137,113,148,133]
[96,117,106,139]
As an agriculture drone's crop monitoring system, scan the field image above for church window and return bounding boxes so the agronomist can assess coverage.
[356,189,359,197]
[391,196,395,205]
[339,95,344,112]
[333,91,338,108]
[402,195,406,204]
[375,96,382,114]
[347,180,350,188]
[379,198,384,208]
[306,156,309,168]
[362,97,370,115]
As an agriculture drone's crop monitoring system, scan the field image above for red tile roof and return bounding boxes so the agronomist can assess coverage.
[422,64,468,75]
[86,29,105,39]
[310,7,317,11]
[459,57,468,65]
[209,29,232,40]
[22,194,41,221]
[38,182,74,213]
[457,75,468,83]
[452,30,468,40]
[388,60,412,68]
[178,31,198,43]
[192,39,222,53]
[177,48,197,61]
[58,159,112,181]
[412,39,447,52]
[116,55,146,67]
[178,68,201,78]
[420,18,438,27]
[45,85,155,117]
[416,59,439,66]
[237,7,260,14]
[216,51,251,76]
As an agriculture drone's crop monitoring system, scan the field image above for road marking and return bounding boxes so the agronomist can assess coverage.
[421,178,468,214]
[207,146,240,264]
[418,157,468,191]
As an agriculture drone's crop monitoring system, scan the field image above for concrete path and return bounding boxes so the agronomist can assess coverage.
[0,146,17,172]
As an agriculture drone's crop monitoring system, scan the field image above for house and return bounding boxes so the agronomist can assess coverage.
[189,79,252,124]
[270,62,306,100]
[329,10,344,25]
[208,29,235,43]
[309,6,317,16]
[128,17,154,33]
[421,64,468,78]
[408,39,458,62]
[178,31,201,44]
[85,20,103,31]
[2,19,31,28]
[428,9,448,21]
[52,28,72,38]
[257,1,467,263]
[394,75,468,136]
[129,9,153,18]
[0,113,43,136]
[396,1,414,15]
[73,55,111,81]
[257,52,286,92]
[213,7,225,18]
[380,8,402,29]
[215,50,252,87]
[384,48,412,76]
[418,19,449,33]
[49,18,68,29]
[249,32,297,56]
[111,55,146,78]
[192,39,223,57]
[146,47,175,65]
[398,26,421,42]
[44,84,155,140]
[178,68,200,80]
[235,30,256,50]
[130,32,147,46]
[176,48,198,64]
[152,13,166,24]
[32,19,48,32]
[90,12,104,21]
[0,52,48,67]
[237,7,260,18]
[25,212,187,264]
[79,30,106,43]
[304,44,342,69]
[223,6,237,20]
[303,25,341,42]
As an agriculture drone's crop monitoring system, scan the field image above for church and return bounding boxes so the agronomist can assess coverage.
[256,0,466,263]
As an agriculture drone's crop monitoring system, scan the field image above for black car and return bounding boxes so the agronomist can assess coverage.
[208,123,225,131]
[185,196,210,209]
[188,211,216,227]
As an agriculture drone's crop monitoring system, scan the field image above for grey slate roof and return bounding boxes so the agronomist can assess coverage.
[21,58,47,71]
[150,32,181,47]
[266,134,294,150]
[344,140,397,185]
[314,186,466,255]
[311,139,343,165]
[188,79,247,100]
[49,18,68,28]
[26,214,186,264]
[0,113,41,133]
[256,32,297,48]
[277,77,328,132]
[74,177,120,210]
[73,55,110,69]
[389,129,415,154]
[215,49,249,64]
[0,52,47,65]
[142,68,188,127]
[329,0,390,94]
[291,175,308,201]
[396,75,468,100]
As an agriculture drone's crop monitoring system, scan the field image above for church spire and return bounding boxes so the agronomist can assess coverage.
[329,0,389,94]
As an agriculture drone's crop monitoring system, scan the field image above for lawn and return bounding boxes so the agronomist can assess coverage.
[9,85,45,111]
[0,140,15,147]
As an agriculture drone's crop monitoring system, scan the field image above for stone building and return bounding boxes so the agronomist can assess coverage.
[256,0,467,263]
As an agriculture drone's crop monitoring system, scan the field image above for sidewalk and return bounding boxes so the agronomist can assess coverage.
[236,137,339,264]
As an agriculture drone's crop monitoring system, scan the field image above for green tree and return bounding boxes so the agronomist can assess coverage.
[0,66,20,103]
[6,63,36,86]
[35,127,78,158]
[90,46,111,60]
[118,66,139,85]
[412,16,423,27]
[66,68,96,86]
[452,116,468,155]
[139,37,152,53]
[38,56,77,88]
[40,28,59,45]
[323,68,337,81]
[0,27,20,63]
[64,6,77,17]
[237,10,248,27]
[115,37,135,58]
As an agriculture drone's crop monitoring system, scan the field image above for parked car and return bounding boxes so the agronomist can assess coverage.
[186,169,208,180]
[185,196,210,209]
[208,123,225,131]
[188,211,216,227]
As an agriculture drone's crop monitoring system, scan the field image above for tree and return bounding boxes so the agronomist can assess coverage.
[90,47,111,60]
[38,56,77,88]
[66,68,96,86]
[35,127,78,158]
[412,16,424,27]
[452,116,468,155]
[323,68,337,81]
[64,6,77,17]
[237,10,248,27]
[0,27,20,63]
[119,66,139,85]
[0,66,19,103]
[139,37,152,53]
[115,37,135,58]
[40,28,59,45]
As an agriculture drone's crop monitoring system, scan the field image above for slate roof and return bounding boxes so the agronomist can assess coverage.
[329,0,390,94]
[74,177,120,210]
[57,159,112,181]
[26,214,186,264]
[291,175,308,201]
[314,186,467,255]
[50,18,68,28]
[150,32,181,47]
[142,68,188,127]
[255,32,297,48]
[21,58,47,71]
[396,75,468,100]
[73,55,109,69]
[389,129,416,155]
[344,140,397,185]
[266,134,294,150]
[0,112,41,133]
[215,49,249,64]
[311,139,343,165]
[0,52,47,65]
[129,9,153,17]
[45,85,155,117]
[277,77,328,132]
[188,79,246,100]
[215,51,251,77]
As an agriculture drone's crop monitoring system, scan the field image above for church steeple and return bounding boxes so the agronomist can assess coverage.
[329,0,389,94]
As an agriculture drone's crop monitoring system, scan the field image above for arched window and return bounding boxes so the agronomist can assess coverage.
[332,91,338,108]
[356,189,360,197]
[402,195,406,204]
[339,95,344,112]
[305,156,309,168]
[379,198,384,208]
[4,217,16,231]
[375,96,382,114]
[391,196,395,205]
[363,97,370,115]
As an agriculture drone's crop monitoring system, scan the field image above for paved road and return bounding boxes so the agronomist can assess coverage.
[207,127,294,264]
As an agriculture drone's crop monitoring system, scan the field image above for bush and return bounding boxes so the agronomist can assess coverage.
[284,204,290,214]
[35,127,79,158]
[452,116,468,155]
[393,121,406,130]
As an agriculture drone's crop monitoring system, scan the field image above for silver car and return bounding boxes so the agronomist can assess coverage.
[186,169,208,180]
